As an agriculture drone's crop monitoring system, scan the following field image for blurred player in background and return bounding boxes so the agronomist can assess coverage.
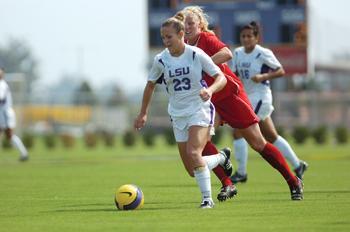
[229,21,308,184]
[179,6,304,200]
[0,65,28,161]
[134,17,230,208]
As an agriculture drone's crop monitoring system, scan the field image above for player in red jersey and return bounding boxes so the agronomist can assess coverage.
[178,6,303,200]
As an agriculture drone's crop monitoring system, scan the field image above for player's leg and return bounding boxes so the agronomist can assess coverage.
[5,108,28,161]
[181,137,234,181]
[177,142,194,176]
[260,116,308,179]
[202,113,232,177]
[231,129,249,183]
[214,94,255,185]
[202,141,238,201]
[5,128,28,161]
[238,123,303,200]
[202,113,237,201]
[188,125,214,208]
[174,118,227,177]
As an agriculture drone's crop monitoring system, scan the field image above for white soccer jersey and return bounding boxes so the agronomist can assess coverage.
[230,44,282,96]
[0,79,13,110]
[0,79,16,129]
[148,44,221,117]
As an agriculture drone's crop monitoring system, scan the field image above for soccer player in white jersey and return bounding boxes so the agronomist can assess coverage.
[0,65,29,161]
[134,17,230,208]
[229,21,308,183]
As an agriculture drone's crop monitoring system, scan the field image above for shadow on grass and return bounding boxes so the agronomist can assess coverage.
[44,200,199,213]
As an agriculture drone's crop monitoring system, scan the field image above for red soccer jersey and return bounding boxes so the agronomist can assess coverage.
[195,32,243,103]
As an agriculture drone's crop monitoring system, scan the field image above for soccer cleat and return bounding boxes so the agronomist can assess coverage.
[199,199,215,209]
[219,147,233,176]
[230,171,248,184]
[290,177,304,200]
[217,185,238,202]
[294,160,309,180]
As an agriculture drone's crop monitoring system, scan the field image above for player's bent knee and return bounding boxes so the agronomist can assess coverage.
[265,134,278,143]
[249,140,266,152]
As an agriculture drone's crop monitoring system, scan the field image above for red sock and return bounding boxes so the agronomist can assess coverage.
[202,141,218,155]
[202,141,233,186]
[260,143,298,187]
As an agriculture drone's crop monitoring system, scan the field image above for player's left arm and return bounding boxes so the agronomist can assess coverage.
[251,49,285,83]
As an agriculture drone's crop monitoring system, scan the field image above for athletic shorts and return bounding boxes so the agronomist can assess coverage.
[215,93,259,129]
[171,103,215,142]
[248,92,274,121]
[0,108,16,129]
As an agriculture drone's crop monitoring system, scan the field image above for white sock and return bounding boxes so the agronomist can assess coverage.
[202,153,225,170]
[11,135,28,157]
[194,166,212,200]
[233,138,248,175]
[273,136,300,169]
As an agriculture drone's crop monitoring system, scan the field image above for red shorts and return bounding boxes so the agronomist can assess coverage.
[214,92,259,129]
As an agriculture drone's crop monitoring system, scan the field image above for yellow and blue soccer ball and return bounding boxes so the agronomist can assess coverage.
[115,184,144,210]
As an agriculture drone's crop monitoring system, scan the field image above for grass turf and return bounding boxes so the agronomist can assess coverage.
[1,137,350,232]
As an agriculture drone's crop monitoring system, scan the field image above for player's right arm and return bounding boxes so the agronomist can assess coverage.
[134,56,164,130]
[134,81,156,130]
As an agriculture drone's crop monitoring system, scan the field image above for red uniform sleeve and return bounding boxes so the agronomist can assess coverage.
[197,32,227,57]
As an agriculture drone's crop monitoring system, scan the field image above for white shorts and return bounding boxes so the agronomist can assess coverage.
[171,104,215,142]
[248,93,274,121]
[0,108,16,129]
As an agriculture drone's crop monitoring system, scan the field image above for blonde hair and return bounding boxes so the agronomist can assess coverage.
[174,11,185,22]
[180,6,214,34]
[161,17,185,33]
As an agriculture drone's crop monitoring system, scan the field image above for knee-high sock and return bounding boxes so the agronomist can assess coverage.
[273,136,300,169]
[260,143,298,187]
[11,135,28,157]
[233,138,248,175]
[202,141,232,186]
[194,166,212,200]
[202,154,224,170]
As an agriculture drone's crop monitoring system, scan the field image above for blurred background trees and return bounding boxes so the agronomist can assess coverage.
[0,38,39,94]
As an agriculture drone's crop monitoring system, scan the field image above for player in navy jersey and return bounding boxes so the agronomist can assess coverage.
[178,6,304,200]
[229,21,308,184]
[0,65,28,161]
[134,17,230,208]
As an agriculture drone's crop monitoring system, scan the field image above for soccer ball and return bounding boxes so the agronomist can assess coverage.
[115,184,144,210]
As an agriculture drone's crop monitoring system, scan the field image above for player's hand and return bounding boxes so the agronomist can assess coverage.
[199,88,212,101]
[251,74,265,83]
[134,113,147,131]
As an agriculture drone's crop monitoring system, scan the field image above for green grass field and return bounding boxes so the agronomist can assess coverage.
[1,136,350,232]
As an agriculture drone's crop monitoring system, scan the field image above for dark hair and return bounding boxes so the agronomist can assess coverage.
[241,21,260,37]
[161,17,184,33]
